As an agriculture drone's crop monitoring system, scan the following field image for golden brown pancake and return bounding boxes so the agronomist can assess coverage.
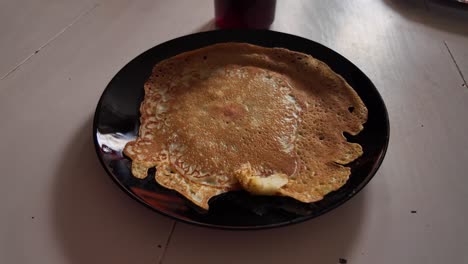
[123,43,367,209]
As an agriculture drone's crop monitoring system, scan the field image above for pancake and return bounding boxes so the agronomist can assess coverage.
[123,43,368,209]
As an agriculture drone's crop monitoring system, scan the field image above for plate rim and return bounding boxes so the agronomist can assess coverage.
[92,29,390,230]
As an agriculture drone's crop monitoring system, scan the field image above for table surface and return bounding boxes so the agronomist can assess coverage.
[1,0,467,263]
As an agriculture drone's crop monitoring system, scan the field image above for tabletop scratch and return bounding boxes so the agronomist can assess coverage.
[444,41,467,89]
[0,3,100,81]
[158,221,177,264]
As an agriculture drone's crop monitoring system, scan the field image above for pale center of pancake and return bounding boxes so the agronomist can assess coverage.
[156,66,302,187]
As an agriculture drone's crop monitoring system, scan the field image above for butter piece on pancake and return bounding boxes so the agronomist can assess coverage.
[234,163,288,196]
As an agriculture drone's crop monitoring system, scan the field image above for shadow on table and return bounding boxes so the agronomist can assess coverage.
[194,19,276,32]
[163,184,369,264]
[196,19,216,32]
[383,0,468,37]
[52,117,173,264]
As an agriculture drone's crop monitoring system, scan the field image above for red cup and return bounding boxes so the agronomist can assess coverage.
[215,0,277,29]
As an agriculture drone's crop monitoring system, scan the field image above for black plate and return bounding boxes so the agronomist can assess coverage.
[93,30,389,230]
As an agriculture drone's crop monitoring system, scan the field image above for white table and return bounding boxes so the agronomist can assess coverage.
[1,0,467,263]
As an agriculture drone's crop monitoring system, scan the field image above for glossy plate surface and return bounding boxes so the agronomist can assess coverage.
[93,30,389,230]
